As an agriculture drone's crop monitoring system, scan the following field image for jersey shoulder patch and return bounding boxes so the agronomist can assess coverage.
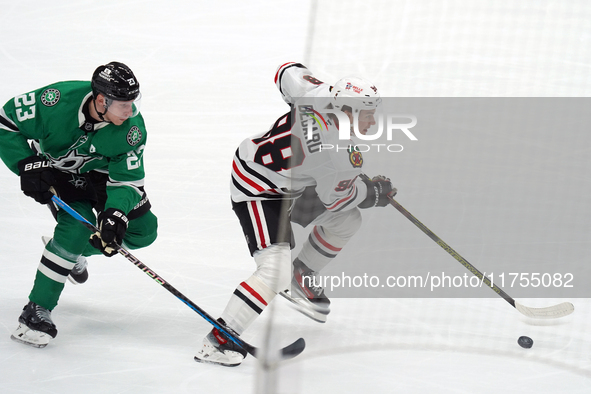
[126,125,143,146]
[92,117,147,158]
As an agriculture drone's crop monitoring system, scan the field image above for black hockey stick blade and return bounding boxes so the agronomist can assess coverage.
[51,195,306,360]
[275,337,306,359]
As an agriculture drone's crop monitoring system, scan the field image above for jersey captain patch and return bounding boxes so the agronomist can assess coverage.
[127,126,142,146]
[40,89,61,106]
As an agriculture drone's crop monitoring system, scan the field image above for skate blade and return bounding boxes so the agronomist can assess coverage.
[279,291,329,323]
[193,355,242,367]
[10,324,51,348]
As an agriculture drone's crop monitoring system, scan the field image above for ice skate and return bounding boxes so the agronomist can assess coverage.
[10,301,57,348]
[42,236,88,285]
[280,258,330,323]
[68,256,88,284]
[194,324,247,367]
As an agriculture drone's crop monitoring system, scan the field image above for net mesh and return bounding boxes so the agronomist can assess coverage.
[255,1,591,392]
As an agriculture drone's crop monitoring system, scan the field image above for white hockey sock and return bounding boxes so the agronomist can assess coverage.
[40,243,77,284]
[298,225,348,273]
[220,275,276,335]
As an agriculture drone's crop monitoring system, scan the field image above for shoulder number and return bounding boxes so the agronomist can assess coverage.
[303,75,323,85]
[126,144,145,170]
[252,115,305,171]
[14,93,36,122]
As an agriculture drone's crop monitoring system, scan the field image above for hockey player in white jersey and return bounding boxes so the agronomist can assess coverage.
[194,62,396,366]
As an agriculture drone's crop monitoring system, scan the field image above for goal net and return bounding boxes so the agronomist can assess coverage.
[255,1,591,392]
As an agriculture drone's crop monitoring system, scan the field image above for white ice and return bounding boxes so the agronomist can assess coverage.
[0,1,590,393]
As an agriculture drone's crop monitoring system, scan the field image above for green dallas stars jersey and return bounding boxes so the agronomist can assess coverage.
[0,80,148,214]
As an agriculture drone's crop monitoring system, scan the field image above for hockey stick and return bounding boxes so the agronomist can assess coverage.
[361,175,574,318]
[50,195,305,360]
[387,197,574,318]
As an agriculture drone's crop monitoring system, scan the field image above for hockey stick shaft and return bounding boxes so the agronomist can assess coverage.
[50,195,305,357]
[387,196,515,305]
[360,174,573,318]
[388,196,574,318]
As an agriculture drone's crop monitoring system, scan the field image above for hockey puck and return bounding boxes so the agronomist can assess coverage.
[518,336,533,348]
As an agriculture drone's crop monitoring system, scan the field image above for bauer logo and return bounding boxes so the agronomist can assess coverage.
[40,88,61,106]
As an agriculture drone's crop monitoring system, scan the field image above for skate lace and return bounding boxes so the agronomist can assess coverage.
[309,282,324,297]
[72,257,88,274]
[299,269,325,297]
[34,305,53,324]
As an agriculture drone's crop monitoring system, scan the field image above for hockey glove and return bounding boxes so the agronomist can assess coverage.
[359,175,397,208]
[17,156,56,204]
[89,208,129,257]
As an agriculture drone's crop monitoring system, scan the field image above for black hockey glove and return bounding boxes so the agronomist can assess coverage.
[89,208,129,257]
[359,175,397,208]
[17,156,56,204]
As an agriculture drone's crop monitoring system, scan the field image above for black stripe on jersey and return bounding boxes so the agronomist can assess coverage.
[233,288,263,315]
[40,256,71,277]
[234,150,280,191]
[277,63,306,99]
[231,175,256,198]
[231,174,304,201]
[231,175,285,200]
[0,115,19,132]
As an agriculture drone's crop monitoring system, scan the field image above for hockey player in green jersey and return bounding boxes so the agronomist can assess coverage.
[0,61,158,348]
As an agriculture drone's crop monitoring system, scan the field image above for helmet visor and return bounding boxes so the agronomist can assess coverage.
[105,93,142,120]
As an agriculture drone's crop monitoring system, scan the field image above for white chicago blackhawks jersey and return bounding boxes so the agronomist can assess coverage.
[230,63,368,213]
[274,62,330,104]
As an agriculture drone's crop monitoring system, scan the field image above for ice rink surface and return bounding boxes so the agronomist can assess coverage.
[0,1,590,393]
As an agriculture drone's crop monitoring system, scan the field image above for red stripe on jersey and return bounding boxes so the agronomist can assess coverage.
[274,62,295,83]
[326,184,357,211]
[240,281,268,306]
[250,201,268,249]
[233,160,265,192]
[313,226,342,252]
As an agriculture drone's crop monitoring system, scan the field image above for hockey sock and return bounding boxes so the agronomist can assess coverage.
[28,242,78,310]
[297,225,348,273]
[220,275,276,335]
